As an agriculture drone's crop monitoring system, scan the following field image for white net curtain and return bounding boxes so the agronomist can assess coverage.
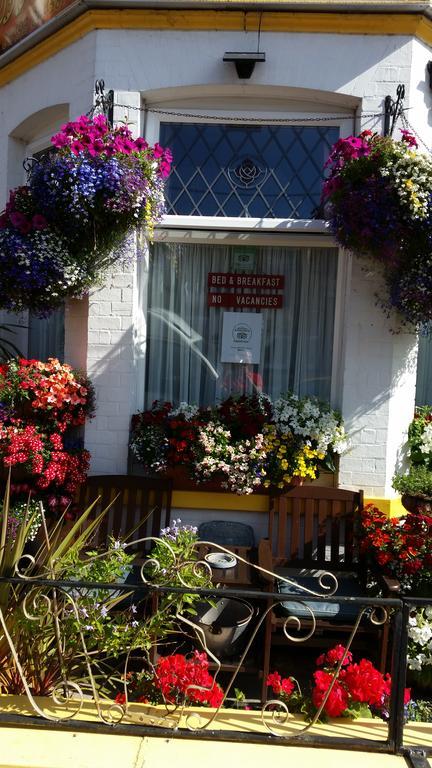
[144,242,338,407]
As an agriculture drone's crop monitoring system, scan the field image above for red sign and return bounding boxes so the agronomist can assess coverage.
[208,293,283,308]
[208,272,284,289]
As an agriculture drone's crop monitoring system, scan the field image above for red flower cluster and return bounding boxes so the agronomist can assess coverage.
[0,357,94,431]
[311,644,410,719]
[266,671,295,698]
[131,401,206,470]
[114,652,224,709]
[312,670,349,717]
[155,651,224,708]
[0,358,94,508]
[218,394,273,441]
[316,644,352,668]
[0,421,90,495]
[51,114,172,178]
[361,504,432,584]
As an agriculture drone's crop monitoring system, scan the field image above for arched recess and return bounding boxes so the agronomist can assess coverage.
[142,83,361,116]
[8,103,69,188]
[2,103,71,362]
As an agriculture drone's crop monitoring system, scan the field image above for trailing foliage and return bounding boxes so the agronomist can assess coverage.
[322,130,432,328]
[0,115,172,315]
[130,393,347,494]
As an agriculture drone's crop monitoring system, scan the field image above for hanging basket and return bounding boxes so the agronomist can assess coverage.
[322,129,432,328]
[0,115,172,315]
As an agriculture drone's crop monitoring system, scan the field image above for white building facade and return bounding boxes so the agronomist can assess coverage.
[1,1,431,524]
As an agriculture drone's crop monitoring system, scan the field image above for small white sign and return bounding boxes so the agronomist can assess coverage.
[221,312,263,364]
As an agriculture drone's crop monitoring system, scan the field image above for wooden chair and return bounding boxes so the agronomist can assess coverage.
[258,486,391,699]
[75,474,173,554]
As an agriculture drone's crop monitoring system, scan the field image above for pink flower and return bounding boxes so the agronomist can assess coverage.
[70,140,85,155]
[400,130,418,148]
[159,160,171,178]
[51,133,69,148]
[134,137,148,151]
[92,139,105,153]
[61,122,78,137]
[93,114,109,129]
[153,142,164,159]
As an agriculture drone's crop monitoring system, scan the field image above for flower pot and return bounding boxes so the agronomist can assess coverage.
[401,494,432,515]
[157,465,272,495]
[190,597,255,658]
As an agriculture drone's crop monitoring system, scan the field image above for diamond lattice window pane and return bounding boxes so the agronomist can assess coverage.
[159,123,339,218]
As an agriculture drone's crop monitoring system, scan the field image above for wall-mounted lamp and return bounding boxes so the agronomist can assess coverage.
[223,52,266,79]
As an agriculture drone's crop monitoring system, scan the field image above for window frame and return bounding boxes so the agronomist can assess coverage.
[139,105,352,411]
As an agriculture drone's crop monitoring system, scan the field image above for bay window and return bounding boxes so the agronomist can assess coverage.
[141,113,345,409]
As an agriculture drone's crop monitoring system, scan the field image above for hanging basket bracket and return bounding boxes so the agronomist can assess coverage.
[93,79,114,127]
[383,84,405,137]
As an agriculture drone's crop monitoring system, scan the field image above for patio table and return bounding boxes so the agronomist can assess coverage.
[197,544,255,589]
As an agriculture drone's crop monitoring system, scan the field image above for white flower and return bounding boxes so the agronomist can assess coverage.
[420,423,432,455]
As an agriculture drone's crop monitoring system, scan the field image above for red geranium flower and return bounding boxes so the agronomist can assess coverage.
[312,670,349,718]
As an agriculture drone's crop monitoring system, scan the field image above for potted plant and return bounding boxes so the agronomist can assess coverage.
[0,357,95,513]
[393,406,432,513]
[360,503,432,595]
[392,465,432,514]
[130,393,347,495]
[266,644,411,722]
[0,115,172,315]
[322,129,432,328]
[114,650,224,709]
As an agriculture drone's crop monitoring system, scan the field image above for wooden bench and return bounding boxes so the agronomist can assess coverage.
[75,474,173,553]
[258,486,391,699]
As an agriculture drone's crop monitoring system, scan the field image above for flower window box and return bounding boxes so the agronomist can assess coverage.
[129,394,346,496]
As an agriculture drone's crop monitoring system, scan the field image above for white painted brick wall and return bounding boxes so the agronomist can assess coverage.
[1,28,429,497]
[338,259,418,497]
[84,259,137,474]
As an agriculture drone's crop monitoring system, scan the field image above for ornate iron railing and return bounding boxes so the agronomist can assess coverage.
[0,539,429,764]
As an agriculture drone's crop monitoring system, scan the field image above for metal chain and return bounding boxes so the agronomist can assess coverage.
[401,111,431,154]
[113,102,386,124]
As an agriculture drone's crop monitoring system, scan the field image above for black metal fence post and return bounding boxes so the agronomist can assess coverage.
[388,601,410,753]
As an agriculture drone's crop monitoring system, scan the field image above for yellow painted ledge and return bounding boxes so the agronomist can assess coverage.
[1,10,432,86]
[172,489,270,512]
[364,497,406,518]
[0,697,429,767]
[173,489,404,517]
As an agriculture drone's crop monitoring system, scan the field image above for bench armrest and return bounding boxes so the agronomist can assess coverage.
[258,538,275,584]
[378,573,402,594]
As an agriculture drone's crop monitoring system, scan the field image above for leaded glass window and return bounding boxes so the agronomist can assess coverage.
[159,122,339,219]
